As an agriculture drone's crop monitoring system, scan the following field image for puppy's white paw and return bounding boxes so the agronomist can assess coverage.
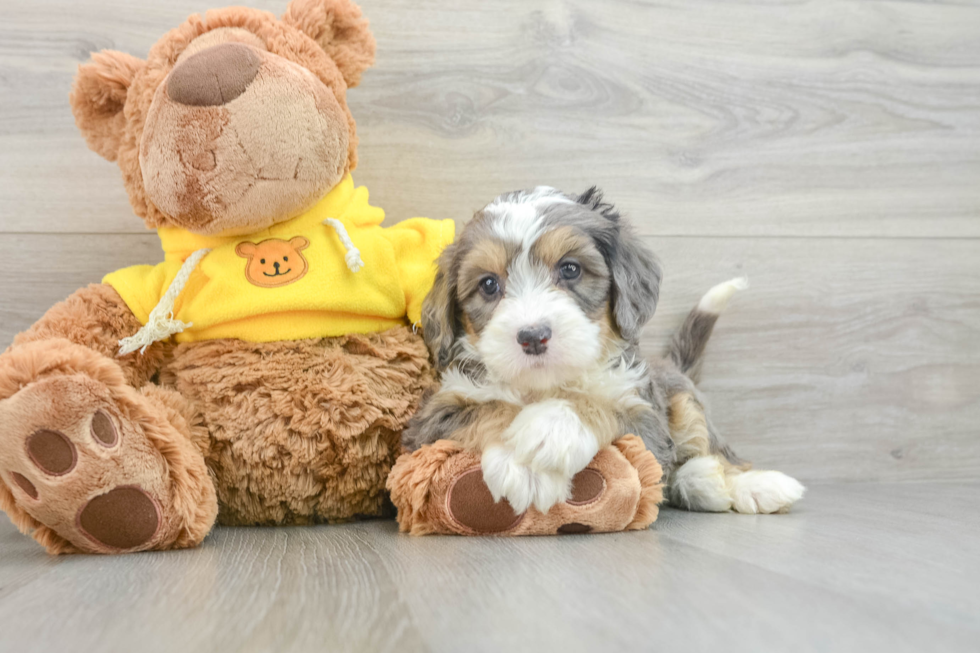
[481,446,571,514]
[669,455,733,512]
[482,400,600,514]
[506,399,598,476]
[730,470,805,514]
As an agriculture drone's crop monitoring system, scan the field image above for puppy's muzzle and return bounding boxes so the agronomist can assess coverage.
[517,325,551,356]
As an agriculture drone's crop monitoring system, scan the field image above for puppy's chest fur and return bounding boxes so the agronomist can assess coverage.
[449,357,651,446]
[541,362,651,444]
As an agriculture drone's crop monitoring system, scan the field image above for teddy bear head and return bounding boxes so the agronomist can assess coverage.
[70,0,375,236]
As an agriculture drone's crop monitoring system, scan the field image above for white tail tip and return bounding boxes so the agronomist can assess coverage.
[697,277,749,314]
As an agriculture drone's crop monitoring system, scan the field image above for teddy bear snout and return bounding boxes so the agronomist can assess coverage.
[167,42,261,107]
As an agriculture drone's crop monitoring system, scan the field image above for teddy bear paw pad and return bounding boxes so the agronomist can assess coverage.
[26,429,78,476]
[90,410,118,447]
[447,467,523,534]
[78,487,160,550]
[0,375,172,553]
[567,468,605,505]
[9,472,38,499]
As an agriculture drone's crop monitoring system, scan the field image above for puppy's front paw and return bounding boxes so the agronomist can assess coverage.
[481,446,569,514]
[506,400,599,478]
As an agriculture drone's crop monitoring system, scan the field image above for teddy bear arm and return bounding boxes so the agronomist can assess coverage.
[11,283,168,388]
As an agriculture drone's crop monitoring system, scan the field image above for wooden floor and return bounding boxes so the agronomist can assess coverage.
[0,483,977,652]
[1,0,979,650]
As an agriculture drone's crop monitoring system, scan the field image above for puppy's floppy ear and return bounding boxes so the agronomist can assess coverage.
[70,50,145,161]
[609,228,662,340]
[420,244,460,370]
[579,187,663,342]
[283,0,377,88]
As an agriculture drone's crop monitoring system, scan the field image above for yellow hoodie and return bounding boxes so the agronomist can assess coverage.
[104,175,454,345]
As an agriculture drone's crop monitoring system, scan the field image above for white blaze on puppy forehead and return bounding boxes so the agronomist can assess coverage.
[485,186,574,248]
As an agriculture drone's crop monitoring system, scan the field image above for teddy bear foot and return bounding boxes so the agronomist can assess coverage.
[0,358,217,554]
[387,435,665,536]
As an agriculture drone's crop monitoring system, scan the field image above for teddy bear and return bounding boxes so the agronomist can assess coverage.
[0,0,458,554]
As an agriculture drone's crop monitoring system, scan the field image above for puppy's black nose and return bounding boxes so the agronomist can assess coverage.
[517,325,552,356]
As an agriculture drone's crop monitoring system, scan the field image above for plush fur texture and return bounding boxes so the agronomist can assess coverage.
[387,434,663,536]
[0,0,434,554]
[11,284,170,388]
[165,328,434,525]
[405,188,805,517]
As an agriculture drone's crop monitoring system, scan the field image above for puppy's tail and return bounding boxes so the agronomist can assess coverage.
[667,277,748,384]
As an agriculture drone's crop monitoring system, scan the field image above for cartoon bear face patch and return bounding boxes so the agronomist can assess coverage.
[235,237,310,288]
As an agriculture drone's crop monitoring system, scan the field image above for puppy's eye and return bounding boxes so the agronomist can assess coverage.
[260,258,266,264]
[479,275,500,298]
[559,261,581,280]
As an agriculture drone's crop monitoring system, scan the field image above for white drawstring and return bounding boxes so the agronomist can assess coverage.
[117,248,210,356]
[323,218,364,272]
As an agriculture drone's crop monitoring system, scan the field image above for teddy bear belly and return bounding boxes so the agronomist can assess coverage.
[164,326,435,525]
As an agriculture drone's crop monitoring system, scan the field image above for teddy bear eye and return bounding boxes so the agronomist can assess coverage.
[260,258,266,264]
[283,256,288,262]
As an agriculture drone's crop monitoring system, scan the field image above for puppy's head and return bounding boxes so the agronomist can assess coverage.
[423,187,661,390]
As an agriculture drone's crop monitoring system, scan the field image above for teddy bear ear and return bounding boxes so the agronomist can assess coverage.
[282,0,377,88]
[70,50,145,162]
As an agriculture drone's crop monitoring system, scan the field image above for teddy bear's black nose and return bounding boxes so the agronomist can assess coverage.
[167,42,261,107]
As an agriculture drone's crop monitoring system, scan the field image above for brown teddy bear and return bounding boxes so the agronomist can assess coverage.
[0,0,456,554]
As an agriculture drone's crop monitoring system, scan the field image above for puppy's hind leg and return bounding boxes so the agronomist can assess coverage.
[664,391,736,512]
[665,392,804,514]
[663,278,804,514]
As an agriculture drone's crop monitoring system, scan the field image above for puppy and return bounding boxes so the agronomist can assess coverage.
[403,187,805,515]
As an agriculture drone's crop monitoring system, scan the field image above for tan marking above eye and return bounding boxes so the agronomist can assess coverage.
[458,239,510,296]
[531,226,597,269]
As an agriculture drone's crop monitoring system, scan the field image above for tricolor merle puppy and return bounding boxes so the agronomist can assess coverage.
[403,187,805,515]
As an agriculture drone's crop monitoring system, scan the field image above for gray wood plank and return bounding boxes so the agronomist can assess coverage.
[0,483,977,653]
[655,482,980,629]
[1,232,976,483]
[2,0,980,236]
[0,234,162,342]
